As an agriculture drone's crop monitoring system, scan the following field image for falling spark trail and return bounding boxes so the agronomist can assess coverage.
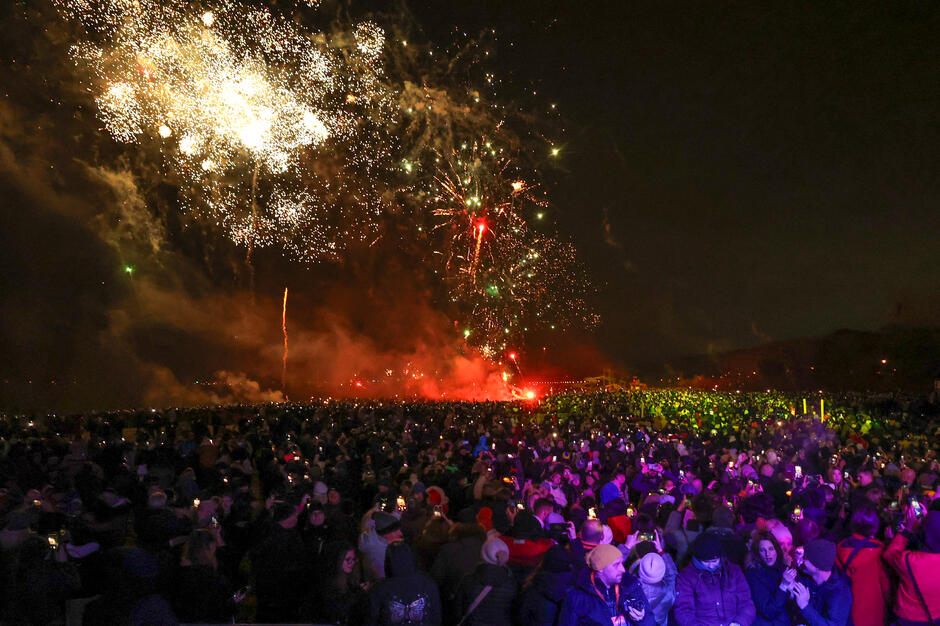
[471,221,485,279]
[281,286,288,391]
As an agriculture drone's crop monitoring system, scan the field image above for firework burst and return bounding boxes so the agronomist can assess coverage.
[55,0,396,262]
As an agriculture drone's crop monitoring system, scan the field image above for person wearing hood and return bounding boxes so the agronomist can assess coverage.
[673,533,756,626]
[883,508,940,626]
[558,543,654,626]
[368,541,441,626]
[744,530,793,626]
[789,538,852,626]
[455,535,516,626]
[518,544,576,626]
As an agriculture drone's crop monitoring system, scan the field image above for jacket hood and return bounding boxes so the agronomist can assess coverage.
[384,541,417,577]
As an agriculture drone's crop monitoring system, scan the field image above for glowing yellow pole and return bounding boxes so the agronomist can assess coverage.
[803,398,807,415]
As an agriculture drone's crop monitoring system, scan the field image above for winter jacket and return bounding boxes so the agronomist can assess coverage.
[430,535,484,606]
[633,552,677,626]
[836,534,890,626]
[674,558,756,626]
[168,564,236,623]
[558,568,656,626]
[883,532,940,625]
[369,543,442,626]
[745,563,790,626]
[518,569,575,626]
[455,562,516,626]
[502,534,555,568]
[796,571,852,626]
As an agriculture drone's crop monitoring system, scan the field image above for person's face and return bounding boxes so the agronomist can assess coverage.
[341,550,356,574]
[552,473,563,486]
[309,510,326,526]
[758,540,777,567]
[328,490,340,505]
[700,557,721,570]
[598,559,625,586]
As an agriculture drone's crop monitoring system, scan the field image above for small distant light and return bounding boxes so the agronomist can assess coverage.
[158,125,171,138]
[201,159,215,171]
[551,147,560,157]
[463,329,471,338]
[201,11,214,27]
[536,212,544,219]
[511,180,524,192]
[346,93,357,103]
[124,265,134,274]
[880,359,887,364]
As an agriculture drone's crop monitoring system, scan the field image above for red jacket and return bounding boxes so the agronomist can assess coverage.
[606,514,632,545]
[883,533,940,623]
[836,534,890,626]
[500,535,554,568]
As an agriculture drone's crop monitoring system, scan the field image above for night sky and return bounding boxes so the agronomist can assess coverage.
[1,0,939,411]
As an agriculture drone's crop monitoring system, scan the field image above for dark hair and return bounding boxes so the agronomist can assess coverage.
[534,498,555,515]
[849,504,880,538]
[746,530,783,570]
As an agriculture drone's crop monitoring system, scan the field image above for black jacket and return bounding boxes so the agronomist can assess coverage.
[455,562,517,626]
[518,569,575,626]
[369,542,442,625]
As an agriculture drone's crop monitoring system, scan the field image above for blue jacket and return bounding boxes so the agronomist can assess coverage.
[798,571,852,626]
[558,568,655,626]
[745,563,790,626]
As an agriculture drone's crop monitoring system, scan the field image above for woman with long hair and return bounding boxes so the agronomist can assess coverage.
[303,539,369,625]
[744,530,794,626]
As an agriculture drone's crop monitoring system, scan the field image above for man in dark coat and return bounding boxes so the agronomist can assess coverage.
[790,539,853,626]
[518,544,576,626]
[250,502,306,623]
[369,541,442,625]
[559,543,654,626]
[673,533,756,626]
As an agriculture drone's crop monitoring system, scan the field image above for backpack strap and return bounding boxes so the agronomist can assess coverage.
[457,585,493,626]
[905,552,939,626]
[837,541,867,573]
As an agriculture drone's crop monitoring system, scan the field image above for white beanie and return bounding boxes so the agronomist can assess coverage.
[481,536,509,565]
[637,552,666,585]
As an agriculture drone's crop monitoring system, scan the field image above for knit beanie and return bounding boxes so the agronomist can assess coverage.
[481,536,509,565]
[637,552,666,585]
[693,533,724,561]
[586,544,622,572]
[804,539,837,572]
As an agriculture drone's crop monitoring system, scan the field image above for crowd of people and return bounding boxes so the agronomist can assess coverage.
[0,388,938,625]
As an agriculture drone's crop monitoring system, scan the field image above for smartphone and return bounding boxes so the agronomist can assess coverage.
[433,505,443,518]
[47,534,58,548]
[638,531,655,542]
[193,497,201,509]
[516,502,525,510]
[502,476,514,484]
[794,466,802,479]
[626,505,635,518]
[792,506,803,521]
[588,507,597,520]
[396,495,406,512]
[728,461,735,470]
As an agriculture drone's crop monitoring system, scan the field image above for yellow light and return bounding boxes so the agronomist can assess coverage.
[201,158,215,171]
[201,12,214,27]
[158,125,172,138]
[511,180,524,192]
[551,147,560,157]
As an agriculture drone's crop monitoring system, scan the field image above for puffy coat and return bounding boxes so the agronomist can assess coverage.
[369,542,442,626]
[836,534,890,626]
[744,563,790,626]
[558,568,655,626]
[455,562,516,626]
[883,532,940,624]
[518,569,575,626]
[674,559,756,626]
